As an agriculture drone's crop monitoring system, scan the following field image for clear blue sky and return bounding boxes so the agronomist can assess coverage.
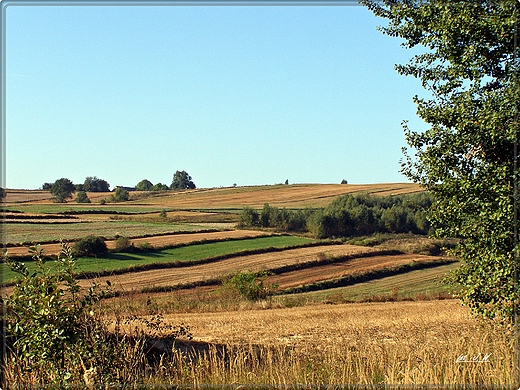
[4,1,428,190]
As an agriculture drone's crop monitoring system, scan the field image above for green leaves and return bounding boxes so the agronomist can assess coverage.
[363,0,519,322]
[2,242,121,385]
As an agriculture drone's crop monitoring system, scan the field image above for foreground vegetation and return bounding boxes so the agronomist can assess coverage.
[2,245,514,387]
[2,184,516,387]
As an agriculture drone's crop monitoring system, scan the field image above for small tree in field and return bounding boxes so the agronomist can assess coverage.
[110,187,129,202]
[224,271,275,301]
[75,191,91,203]
[50,178,75,203]
[73,235,107,257]
[136,179,153,191]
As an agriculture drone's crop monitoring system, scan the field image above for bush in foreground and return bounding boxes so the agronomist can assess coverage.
[2,244,123,385]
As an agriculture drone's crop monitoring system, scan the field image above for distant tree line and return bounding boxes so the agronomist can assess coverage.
[43,171,196,203]
[238,192,431,239]
[136,170,196,191]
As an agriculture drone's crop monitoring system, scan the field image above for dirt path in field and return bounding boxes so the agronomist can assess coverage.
[4,229,268,257]
[80,244,378,293]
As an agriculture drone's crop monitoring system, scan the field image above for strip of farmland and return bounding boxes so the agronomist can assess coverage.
[4,229,270,257]
[268,254,454,292]
[77,244,383,292]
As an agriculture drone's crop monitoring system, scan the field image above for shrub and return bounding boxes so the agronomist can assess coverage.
[137,241,153,252]
[2,244,123,385]
[110,188,129,202]
[75,190,91,203]
[223,271,276,301]
[73,235,107,257]
[114,236,133,252]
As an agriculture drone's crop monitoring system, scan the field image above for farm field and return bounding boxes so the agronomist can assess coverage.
[127,183,423,209]
[4,183,422,210]
[106,300,513,386]
[4,221,231,247]
[4,229,267,257]
[2,234,312,284]
[283,260,460,304]
[2,184,514,387]
[75,243,380,293]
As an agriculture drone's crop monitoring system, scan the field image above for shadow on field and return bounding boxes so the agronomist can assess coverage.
[105,252,166,261]
[142,337,266,368]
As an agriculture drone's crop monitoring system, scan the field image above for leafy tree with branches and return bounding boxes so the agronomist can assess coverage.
[362,0,518,322]
[136,179,153,191]
[50,178,75,203]
[170,170,196,190]
[75,191,91,204]
[110,187,129,202]
[83,176,110,192]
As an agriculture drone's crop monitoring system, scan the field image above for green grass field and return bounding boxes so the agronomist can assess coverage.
[3,235,314,283]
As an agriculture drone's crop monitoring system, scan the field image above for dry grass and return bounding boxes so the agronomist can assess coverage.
[113,183,423,209]
[4,183,422,209]
[106,300,515,386]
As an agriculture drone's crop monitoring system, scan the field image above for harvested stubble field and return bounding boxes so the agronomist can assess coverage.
[281,261,460,304]
[109,300,514,386]
[131,183,423,209]
[265,253,449,291]
[80,244,379,293]
[4,183,422,209]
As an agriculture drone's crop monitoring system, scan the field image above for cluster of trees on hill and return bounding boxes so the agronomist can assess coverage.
[238,192,431,239]
[43,171,196,203]
[136,170,196,191]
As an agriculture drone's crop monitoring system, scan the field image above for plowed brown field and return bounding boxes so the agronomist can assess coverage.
[79,244,380,292]
[5,230,269,257]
